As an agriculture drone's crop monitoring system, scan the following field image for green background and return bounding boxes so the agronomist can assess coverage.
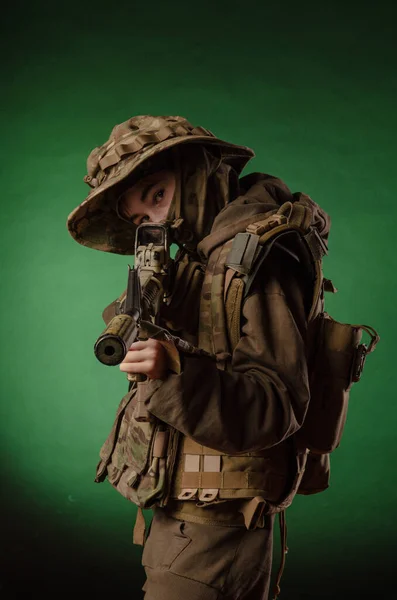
[1,1,395,597]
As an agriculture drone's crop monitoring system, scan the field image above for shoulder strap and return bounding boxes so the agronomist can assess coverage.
[223,198,330,352]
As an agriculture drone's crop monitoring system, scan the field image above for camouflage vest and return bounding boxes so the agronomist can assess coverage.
[95,194,379,536]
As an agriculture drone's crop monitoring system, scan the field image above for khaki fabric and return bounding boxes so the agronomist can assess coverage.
[142,509,274,600]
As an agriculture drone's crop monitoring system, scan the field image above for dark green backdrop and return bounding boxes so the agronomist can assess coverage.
[1,1,395,598]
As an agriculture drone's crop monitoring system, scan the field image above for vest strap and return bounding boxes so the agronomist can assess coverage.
[199,454,221,502]
[133,507,146,546]
[183,437,223,455]
[181,470,273,490]
[177,450,200,501]
[225,232,260,275]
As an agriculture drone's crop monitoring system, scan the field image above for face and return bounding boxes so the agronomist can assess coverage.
[118,169,176,225]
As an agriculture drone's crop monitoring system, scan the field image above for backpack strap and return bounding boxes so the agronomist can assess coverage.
[224,197,329,346]
[224,235,281,352]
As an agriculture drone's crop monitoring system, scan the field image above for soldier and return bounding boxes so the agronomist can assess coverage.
[67,115,332,600]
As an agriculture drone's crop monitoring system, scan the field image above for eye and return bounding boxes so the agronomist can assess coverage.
[153,189,165,205]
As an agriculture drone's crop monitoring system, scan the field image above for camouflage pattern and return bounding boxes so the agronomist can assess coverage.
[95,386,137,483]
[95,317,184,509]
[96,383,168,508]
[97,393,182,509]
[66,115,254,255]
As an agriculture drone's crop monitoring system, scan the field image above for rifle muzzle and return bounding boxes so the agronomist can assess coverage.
[94,313,139,366]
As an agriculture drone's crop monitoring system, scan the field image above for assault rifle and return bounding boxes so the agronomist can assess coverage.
[93,221,214,420]
[94,222,172,367]
[94,223,173,423]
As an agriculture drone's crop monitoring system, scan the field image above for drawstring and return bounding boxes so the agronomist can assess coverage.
[272,510,288,600]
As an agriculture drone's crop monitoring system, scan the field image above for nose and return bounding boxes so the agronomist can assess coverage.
[145,206,168,224]
[137,209,158,225]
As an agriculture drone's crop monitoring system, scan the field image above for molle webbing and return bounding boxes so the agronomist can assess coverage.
[180,471,277,492]
[175,438,289,504]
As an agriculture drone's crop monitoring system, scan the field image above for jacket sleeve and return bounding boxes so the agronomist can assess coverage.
[139,246,312,454]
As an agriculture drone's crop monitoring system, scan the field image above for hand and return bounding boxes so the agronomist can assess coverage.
[119,338,169,380]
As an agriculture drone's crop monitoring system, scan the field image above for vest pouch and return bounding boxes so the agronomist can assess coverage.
[123,425,180,509]
[300,312,379,454]
[111,381,180,509]
[114,416,168,508]
[95,386,138,484]
[297,452,330,495]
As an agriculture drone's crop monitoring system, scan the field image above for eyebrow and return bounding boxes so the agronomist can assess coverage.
[141,181,157,202]
[128,181,158,223]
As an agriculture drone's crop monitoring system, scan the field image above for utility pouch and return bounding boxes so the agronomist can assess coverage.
[113,383,180,509]
[115,419,168,508]
[96,383,180,510]
[300,312,379,454]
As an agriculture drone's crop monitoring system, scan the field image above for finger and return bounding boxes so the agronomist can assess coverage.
[124,348,157,363]
[119,360,152,373]
[128,338,160,351]
[123,350,146,363]
[128,340,149,351]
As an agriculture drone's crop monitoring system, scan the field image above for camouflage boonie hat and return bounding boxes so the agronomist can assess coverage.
[66,115,255,254]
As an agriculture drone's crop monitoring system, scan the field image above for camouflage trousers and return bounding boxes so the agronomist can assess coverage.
[141,508,275,600]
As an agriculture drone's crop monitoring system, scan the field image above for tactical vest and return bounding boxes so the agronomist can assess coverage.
[95,193,379,540]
